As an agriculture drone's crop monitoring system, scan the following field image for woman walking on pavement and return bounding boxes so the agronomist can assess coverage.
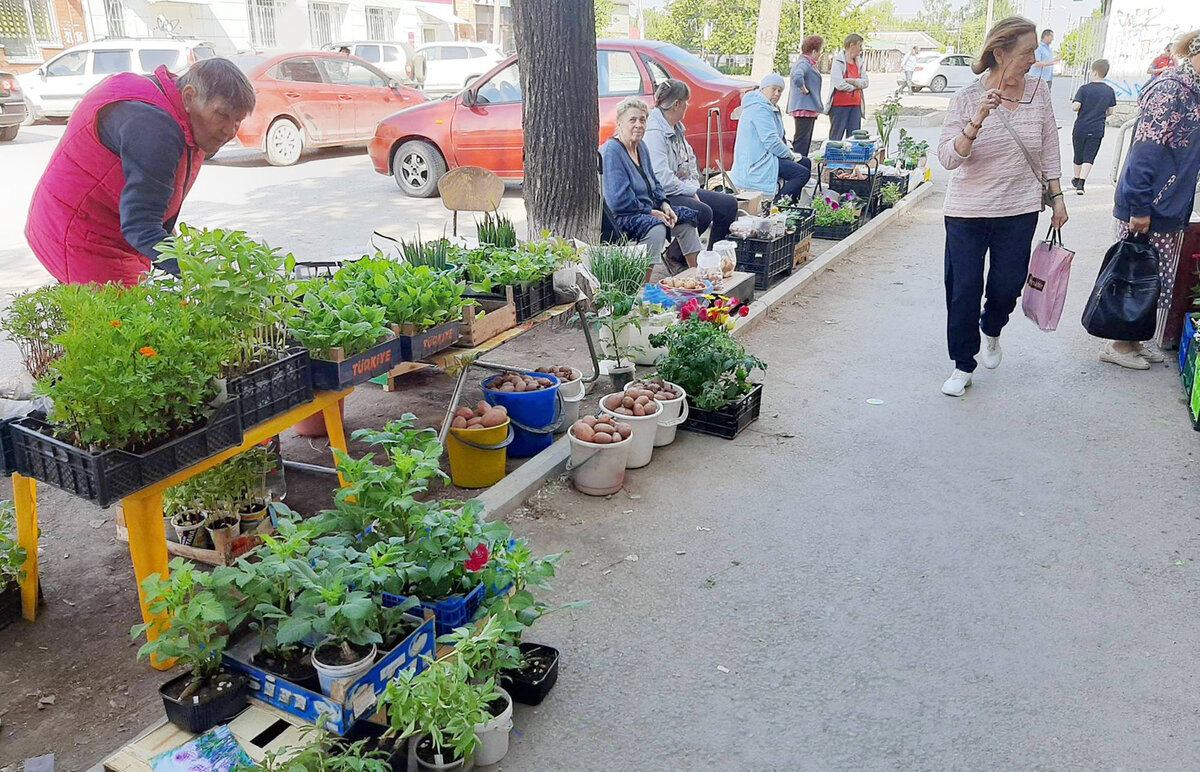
[1099,30,1200,369]
[827,34,869,141]
[787,35,824,155]
[937,16,1068,397]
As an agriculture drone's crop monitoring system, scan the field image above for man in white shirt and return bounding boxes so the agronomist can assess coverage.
[901,46,918,94]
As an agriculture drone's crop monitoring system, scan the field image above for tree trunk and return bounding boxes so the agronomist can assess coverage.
[512,0,601,242]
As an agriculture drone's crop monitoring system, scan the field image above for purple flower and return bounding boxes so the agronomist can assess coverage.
[824,197,832,204]
[831,202,840,210]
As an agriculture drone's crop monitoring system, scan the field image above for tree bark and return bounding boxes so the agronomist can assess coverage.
[512,0,601,242]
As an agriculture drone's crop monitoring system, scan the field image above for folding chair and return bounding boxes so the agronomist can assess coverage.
[437,166,505,237]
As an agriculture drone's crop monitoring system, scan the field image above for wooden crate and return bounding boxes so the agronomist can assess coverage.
[101,703,315,770]
[793,236,812,268]
[458,295,518,347]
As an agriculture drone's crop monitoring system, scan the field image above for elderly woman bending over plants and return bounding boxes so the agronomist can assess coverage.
[602,96,702,278]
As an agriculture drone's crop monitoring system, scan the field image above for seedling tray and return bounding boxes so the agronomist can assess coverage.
[680,383,764,440]
[813,219,863,241]
[392,320,461,362]
[382,582,486,637]
[732,234,794,291]
[10,397,244,508]
[309,334,399,391]
[469,275,556,324]
[222,610,436,736]
[228,348,314,429]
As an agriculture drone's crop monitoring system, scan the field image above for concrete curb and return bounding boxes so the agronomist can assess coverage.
[478,181,936,520]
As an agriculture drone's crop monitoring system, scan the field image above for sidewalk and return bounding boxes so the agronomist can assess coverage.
[497,184,1200,767]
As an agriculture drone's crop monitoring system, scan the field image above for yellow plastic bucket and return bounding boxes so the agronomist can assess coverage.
[447,420,513,489]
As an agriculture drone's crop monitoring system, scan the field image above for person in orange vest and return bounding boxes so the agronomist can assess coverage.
[25,58,255,285]
[827,33,869,141]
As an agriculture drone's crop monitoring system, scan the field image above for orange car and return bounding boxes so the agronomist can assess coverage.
[369,40,752,196]
[231,51,425,166]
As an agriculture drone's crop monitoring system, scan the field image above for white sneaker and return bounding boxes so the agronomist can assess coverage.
[1099,342,1151,370]
[981,335,1002,369]
[1134,343,1166,364]
[941,368,973,396]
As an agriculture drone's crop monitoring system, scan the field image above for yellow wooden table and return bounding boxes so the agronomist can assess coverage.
[12,388,353,669]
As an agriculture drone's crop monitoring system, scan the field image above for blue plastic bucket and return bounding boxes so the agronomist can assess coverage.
[482,372,561,458]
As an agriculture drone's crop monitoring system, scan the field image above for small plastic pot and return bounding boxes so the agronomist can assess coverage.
[608,364,635,391]
[237,502,269,535]
[312,641,377,697]
[500,642,560,706]
[159,668,248,734]
[171,513,206,547]
[472,687,513,765]
[205,515,240,557]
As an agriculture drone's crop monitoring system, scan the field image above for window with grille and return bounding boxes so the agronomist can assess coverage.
[103,0,124,37]
[309,2,341,48]
[0,0,58,59]
[247,0,277,49]
[364,7,394,42]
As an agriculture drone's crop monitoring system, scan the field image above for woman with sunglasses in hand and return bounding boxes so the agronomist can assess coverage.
[936,16,1067,397]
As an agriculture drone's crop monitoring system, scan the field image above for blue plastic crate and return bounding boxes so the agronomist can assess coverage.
[823,139,876,165]
[1179,312,1196,377]
[382,582,487,636]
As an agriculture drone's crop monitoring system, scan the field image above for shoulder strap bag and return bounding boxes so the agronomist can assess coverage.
[993,108,1054,208]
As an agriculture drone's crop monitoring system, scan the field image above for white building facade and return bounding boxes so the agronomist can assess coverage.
[87,0,463,55]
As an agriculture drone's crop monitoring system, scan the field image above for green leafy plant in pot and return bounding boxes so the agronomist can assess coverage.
[287,281,392,360]
[256,725,396,771]
[589,287,642,389]
[1,500,28,606]
[476,212,518,248]
[649,318,766,410]
[131,559,249,733]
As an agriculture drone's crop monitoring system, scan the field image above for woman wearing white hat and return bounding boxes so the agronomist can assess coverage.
[731,73,812,204]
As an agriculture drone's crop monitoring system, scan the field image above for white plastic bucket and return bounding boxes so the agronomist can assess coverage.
[568,427,631,495]
[627,381,689,447]
[557,389,583,434]
[473,688,513,765]
[556,368,584,399]
[311,643,377,696]
[598,394,660,469]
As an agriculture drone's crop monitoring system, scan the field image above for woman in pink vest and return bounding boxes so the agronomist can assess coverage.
[25,58,255,286]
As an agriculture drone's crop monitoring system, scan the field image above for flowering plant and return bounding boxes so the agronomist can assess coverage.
[813,192,861,227]
[37,284,228,451]
[677,295,750,330]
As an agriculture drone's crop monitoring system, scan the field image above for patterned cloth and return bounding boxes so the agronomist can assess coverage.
[1114,218,1187,347]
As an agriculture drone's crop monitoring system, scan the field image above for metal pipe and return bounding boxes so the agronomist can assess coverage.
[282,459,339,476]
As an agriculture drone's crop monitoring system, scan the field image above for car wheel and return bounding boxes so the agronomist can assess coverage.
[929,76,948,93]
[264,118,304,166]
[20,98,38,126]
[911,86,923,93]
[393,140,446,197]
[0,125,17,142]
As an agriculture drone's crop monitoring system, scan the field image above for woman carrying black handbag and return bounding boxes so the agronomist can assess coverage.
[1098,30,1200,370]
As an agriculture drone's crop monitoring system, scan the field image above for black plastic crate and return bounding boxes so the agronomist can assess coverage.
[786,208,816,241]
[1,417,17,478]
[875,175,909,211]
[394,320,461,362]
[813,219,863,241]
[510,275,556,323]
[733,234,794,290]
[680,383,763,440]
[309,335,400,391]
[10,397,244,508]
[228,348,313,429]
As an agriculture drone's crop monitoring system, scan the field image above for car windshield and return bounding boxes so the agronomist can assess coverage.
[651,43,725,80]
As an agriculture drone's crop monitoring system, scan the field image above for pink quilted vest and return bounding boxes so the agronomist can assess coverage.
[25,66,205,286]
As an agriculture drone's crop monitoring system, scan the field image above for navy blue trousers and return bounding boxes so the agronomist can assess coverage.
[944,212,1039,372]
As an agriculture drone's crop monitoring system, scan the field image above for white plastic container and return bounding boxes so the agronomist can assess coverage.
[311,643,377,697]
[472,688,513,765]
[627,381,689,447]
[558,389,583,434]
[556,367,584,399]
[568,426,632,495]
[598,393,660,469]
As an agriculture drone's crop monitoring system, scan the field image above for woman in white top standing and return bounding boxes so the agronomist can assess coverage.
[937,16,1068,397]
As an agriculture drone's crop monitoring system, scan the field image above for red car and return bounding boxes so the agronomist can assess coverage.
[231,51,425,166]
[369,40,752,197]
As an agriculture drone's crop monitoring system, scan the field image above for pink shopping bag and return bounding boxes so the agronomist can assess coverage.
[1022,227,1074,332]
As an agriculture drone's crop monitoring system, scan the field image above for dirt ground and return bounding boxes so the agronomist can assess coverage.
[0,312,603,770]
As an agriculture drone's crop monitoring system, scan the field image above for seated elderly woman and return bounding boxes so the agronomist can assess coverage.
[602,96,702,276]
[731,73,812,205]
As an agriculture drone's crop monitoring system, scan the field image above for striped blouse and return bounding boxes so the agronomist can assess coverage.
[938,75,1062,218]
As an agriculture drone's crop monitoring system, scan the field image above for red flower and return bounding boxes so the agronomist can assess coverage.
[464,543,490,572]
[739,305,750,317]
[139,346,158,358]
[109,320,122,328]
[699,307,709,321]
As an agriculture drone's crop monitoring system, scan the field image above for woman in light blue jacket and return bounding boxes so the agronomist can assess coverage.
[731,74,812,202]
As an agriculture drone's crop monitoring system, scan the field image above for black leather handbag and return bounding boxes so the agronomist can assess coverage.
[1081,232,1162,341]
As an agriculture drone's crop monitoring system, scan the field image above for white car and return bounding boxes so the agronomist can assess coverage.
[900,53,974,93]
[412,42,504,94]
[20,38,215,120]
[323,41,418,86]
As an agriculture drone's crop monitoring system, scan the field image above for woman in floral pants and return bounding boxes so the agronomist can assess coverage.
[1103,30,1200,369]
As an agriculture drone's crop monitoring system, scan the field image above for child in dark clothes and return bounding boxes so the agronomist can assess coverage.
[1070,59,1117,194]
